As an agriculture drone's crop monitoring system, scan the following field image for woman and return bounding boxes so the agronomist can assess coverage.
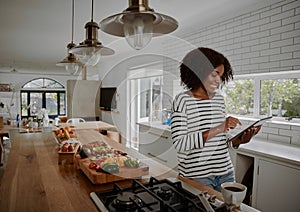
[171,47,261,192]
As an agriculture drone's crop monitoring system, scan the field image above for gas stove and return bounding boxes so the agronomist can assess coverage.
[90,177,227,212]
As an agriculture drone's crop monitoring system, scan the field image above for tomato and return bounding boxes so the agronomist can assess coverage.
[88,162,97,169]
[95,165,102,172]
[68,145,74,152]
[114,150,124,155]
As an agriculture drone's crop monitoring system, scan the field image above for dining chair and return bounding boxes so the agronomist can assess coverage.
[47,119,55,125]
[66,118,86,126]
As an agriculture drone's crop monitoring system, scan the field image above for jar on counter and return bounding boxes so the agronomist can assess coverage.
[162,109,171,125]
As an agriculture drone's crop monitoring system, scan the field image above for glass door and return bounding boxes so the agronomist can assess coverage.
[127,71,163,150]
[29,92,43,116]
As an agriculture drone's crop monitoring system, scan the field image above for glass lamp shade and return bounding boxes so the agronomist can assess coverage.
[69,21,114,66]
[99,0,178,50]
[56,49,81,75]
[70,46,101,66]
[57,0,81,74]
[65,62,79,74]
[123,13,153,50]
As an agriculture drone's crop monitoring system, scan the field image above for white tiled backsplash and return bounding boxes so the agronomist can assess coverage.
[242,119,300,146]
[162,0,300,147]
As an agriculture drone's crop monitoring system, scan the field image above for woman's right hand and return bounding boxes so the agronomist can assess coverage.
[205,116,242,142]
[222,116,242,132]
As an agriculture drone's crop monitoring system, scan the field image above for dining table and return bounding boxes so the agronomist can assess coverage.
[0,123,225,212]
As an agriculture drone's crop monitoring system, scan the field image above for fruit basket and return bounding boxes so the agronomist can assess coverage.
[53,126,81,164]
[53,126,77,144]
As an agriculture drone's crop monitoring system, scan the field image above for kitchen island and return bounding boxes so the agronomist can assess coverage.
[0,127,230,212]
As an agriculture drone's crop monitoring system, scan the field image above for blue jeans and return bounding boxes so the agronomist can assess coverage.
[193,171,235,192]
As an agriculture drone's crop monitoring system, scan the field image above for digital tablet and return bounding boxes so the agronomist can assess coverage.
[227,116,272,142]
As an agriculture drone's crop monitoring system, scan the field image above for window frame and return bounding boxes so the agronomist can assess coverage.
[20,78,66,120]
[230,70,300,122]
[20,90,66,119]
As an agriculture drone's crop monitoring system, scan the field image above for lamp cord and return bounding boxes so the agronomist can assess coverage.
[71,0,75,43]
[91,0,94,22]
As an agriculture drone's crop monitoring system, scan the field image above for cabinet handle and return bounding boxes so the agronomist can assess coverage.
[148,132,169,139]
[147,153,168,163]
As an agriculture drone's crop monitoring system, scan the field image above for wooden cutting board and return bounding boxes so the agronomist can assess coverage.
[75,155,149,184]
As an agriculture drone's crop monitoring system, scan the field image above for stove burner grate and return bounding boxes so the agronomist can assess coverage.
[156,185,173,201]
[111,191,142,211]
[91,177,227,212]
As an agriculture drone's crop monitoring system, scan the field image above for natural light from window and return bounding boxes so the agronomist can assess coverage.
[224,71,300,123]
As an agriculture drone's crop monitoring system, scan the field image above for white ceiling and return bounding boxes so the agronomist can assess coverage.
[0,0,280,74]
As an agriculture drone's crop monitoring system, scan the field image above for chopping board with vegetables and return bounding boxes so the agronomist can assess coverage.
[76,141,149,184]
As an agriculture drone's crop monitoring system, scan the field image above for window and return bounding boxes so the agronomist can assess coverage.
[224,71,300,122]
[260,79,300,117]
[20,78,66,119]
[225,79,254,116]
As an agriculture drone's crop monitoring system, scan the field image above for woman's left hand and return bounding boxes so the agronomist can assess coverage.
[239,125,262,144]
[232,125,262,147]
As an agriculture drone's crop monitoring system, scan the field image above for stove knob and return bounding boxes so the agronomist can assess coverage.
[208,195,216,203]
[202,190,209,197]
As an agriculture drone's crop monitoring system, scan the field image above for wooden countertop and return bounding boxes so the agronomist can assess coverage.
[0,132,99,211]
[60,121,117,131]
[0,128,224,212]
[0,124,28,135]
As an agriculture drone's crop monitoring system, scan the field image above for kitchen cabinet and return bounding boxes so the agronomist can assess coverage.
[138,123,178,170]
[231,139,300,212]
[255,159,300,212]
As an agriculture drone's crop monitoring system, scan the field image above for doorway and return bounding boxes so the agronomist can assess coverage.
[126,67,163,150]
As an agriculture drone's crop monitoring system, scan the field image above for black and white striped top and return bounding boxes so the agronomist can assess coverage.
[171,91,233,178]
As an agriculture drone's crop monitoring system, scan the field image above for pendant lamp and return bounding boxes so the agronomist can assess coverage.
[56,0,81,75]
[99,0,178,50]
[69,0,114,66]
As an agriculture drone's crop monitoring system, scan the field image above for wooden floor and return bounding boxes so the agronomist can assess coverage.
[0,138,11,183]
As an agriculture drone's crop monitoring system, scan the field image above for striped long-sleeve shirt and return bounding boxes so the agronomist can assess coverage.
[171,91,233,178]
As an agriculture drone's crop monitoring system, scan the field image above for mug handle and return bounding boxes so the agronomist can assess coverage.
[232,194,237,205]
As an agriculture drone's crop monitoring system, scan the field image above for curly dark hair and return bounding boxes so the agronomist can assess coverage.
[180,47,233,90]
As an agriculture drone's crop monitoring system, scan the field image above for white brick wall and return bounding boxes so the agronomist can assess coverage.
[163,0,300,146]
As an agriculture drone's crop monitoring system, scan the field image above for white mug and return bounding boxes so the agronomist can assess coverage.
[221,182,247,206]
[54,118,61,126]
